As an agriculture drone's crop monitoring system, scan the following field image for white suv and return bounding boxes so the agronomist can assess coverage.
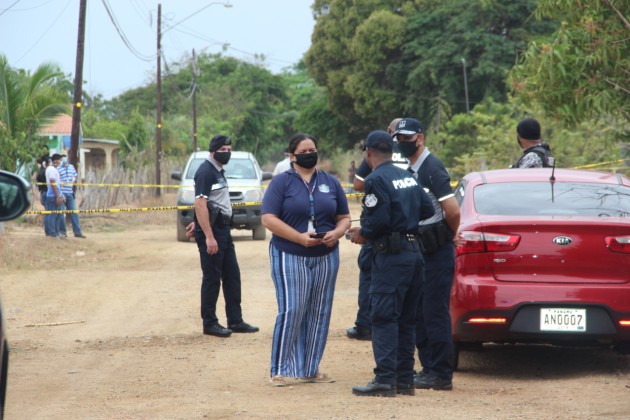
[171,151,272,242]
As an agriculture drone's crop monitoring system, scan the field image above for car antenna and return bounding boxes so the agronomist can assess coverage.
[548,156,556,182]
[548,157,556,203]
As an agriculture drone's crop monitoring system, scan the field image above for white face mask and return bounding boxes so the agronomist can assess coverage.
[62,157,68,164]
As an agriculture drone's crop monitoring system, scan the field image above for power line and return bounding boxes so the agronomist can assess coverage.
[13,0,73,65]
[101,0,156,62]
[0,0,22,17]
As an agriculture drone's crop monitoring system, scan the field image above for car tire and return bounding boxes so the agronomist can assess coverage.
[613,342,630,355]
[252,225,266,241]
[177,221,190,242]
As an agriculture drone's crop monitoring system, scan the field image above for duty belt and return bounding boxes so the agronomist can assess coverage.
[372,232,419,255]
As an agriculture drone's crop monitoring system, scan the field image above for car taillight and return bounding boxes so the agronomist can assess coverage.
[467,317,507,324]
[456,231,521,256]
[605,235,630,254]
[620,320,630,327]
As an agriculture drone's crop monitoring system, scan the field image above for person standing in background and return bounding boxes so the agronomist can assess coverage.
[513,118,554,168]
[36,155,51,235]
[272,147,292,177]
[346,118,402,341]
[57,154,86,238]
[44,154,65,239]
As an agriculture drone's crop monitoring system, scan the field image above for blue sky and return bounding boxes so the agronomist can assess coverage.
[0,0,316,99]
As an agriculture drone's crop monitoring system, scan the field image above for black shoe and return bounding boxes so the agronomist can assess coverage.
[75,234,86,238]
[352,379,396,397]
[228,321,259,333]
[414,374,453,391]
[396,382,415,396]
[203,324,232,337]
[346,326,371,341]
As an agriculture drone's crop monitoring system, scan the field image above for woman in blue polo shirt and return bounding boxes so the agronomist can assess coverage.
[262,133,351,387]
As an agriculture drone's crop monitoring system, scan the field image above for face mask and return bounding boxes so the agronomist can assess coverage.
[397,141,419,158]
[62,157,68,164]
[294,152,318,169]
[213,151,231,165]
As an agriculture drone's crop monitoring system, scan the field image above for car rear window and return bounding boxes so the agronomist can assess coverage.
[185,157,256,180]
[474,182,630,217]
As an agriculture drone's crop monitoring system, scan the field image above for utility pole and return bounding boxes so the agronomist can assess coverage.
[461,58,470,113]
[70,0,87,169]
[155,3,162,197]
[191,48,198,152]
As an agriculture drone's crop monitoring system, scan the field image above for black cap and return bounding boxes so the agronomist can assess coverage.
[209,135,231,152]
[363,130,393,152]
[517,118,541,140]
[393,118,423,136]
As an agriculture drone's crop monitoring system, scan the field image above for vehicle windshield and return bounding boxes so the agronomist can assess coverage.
[185,157,256,180]
[474,182,630,217]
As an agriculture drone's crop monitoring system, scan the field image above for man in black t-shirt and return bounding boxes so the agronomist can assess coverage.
[193,135,259,338]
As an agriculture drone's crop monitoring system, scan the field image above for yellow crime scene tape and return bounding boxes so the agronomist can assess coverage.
[27,158,627,215]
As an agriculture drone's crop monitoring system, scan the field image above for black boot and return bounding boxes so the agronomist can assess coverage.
[346,325,372,341]
[352,379,396,397]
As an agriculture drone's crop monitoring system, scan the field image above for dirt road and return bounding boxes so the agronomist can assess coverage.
[0,206,628,419]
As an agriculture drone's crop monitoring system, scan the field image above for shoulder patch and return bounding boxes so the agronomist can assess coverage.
[364,194,378,207]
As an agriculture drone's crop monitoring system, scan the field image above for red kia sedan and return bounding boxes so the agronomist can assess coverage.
[451,168,630,367]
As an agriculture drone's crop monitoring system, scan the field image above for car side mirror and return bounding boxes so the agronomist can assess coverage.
[171,171,182,181]
[0,170,31,221]
[262,172,272,181]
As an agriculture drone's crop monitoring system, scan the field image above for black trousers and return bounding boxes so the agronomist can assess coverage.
[354,243,373,328]
[195,224,243,328]
[369,247,424,385]
[416,243,455,380]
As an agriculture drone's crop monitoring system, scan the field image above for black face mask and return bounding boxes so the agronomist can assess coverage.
[397,141,419,158]
[294,152,318,169]
[213,151,231,165]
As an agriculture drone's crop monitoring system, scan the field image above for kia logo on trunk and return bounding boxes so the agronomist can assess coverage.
[553,236,573,246]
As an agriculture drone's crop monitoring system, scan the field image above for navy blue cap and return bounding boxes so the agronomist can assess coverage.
[363,130,394,152]
[209,135,231,152]
[393,118,423,136]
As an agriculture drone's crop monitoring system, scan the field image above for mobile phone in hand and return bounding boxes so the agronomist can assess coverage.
[310,232,327,239]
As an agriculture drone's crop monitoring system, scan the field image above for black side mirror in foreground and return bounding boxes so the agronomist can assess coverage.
[0,170,31,222]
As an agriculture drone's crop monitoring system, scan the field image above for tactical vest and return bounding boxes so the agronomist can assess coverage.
[514,143,554,168]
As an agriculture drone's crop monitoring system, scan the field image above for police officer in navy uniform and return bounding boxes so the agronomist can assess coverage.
[194,135,259,337]
[346,118,402,341]
[394,118,461,391]
[351,130,432,397]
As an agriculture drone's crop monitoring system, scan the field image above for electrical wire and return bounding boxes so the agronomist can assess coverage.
[13,0,73,65]
[101,0,156,62]
[0,0,22,17]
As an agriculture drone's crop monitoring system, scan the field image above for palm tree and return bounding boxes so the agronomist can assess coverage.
[0,54,69,172]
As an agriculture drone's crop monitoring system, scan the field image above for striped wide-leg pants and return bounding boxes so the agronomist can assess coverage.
[269,243,339,378]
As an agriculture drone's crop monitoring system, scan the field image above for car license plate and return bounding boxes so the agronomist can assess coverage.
[540,308,586,332]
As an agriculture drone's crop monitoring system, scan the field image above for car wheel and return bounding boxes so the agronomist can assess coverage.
[176,221,190,242]
[613,342,630,355]
[252,225,266,240]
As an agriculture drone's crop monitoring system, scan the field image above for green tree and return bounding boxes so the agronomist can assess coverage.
[304,0,554,148]
[510,0,630,122]
[0,54,69,172]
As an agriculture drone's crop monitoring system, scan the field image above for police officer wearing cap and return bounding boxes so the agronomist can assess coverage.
[351,130,432,397]
[513,118,554,168]
[346,118,403,341]
[193,134,259,338]
[394,117,461,391]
